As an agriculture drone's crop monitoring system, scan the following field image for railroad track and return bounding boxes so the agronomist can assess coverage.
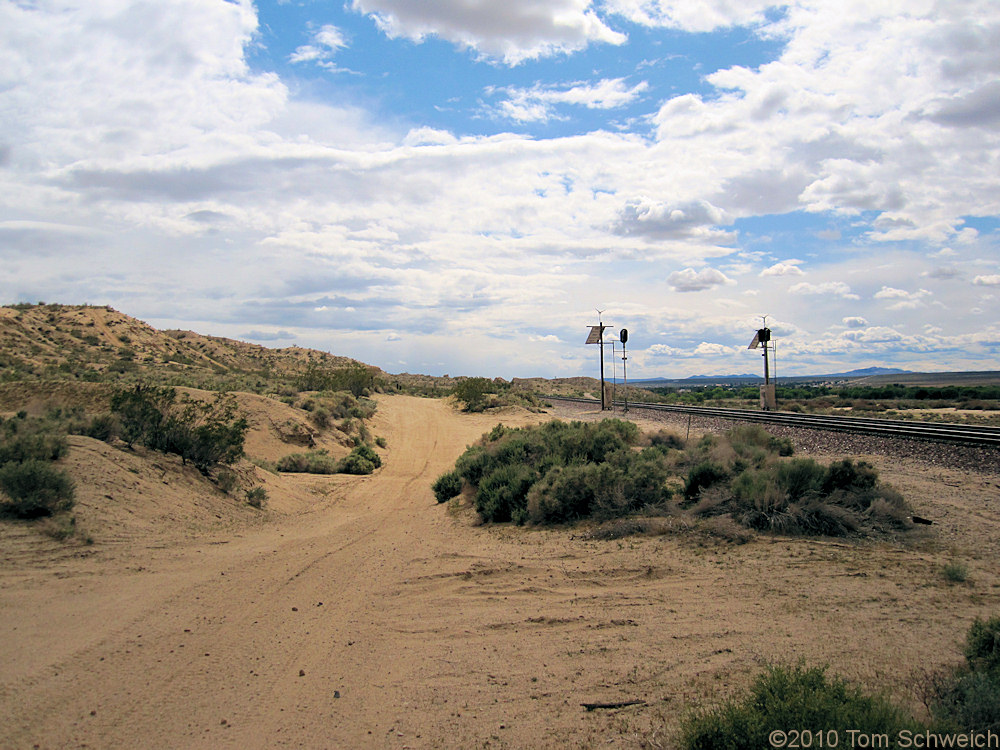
[544,396,1000,447]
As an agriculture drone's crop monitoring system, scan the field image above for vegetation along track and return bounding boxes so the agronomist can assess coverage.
[545,396,1000,447]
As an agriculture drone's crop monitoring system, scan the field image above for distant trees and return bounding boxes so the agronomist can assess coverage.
[453,377,492,412]
[296,362,376,397]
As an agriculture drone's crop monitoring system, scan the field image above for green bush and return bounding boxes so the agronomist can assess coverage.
[681,664,919,750]
[337,444,382,475]
[527,464,598,524]
[930,616,1000,732]
[453,377,492,412]
[432,470,463,503]
[965,615,1000,674]
[0,459,75,518]
[440,419,909,537]
[111,385,247,473]
[337,453,375,475]
[276,450,339,474]
[296,362,376,396]
[0,431,68,464]
[476,463,536,523]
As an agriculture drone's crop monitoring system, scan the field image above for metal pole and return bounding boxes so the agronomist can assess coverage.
[763,339,770,385]
[599,322,606,410]
[622,340,628,414]
[610,339,617,412]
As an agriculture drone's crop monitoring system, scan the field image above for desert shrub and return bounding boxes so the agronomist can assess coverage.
[476,463,536,523]
[215,468,239,494]
[777,458,827,500]
[310,407,330,430]
[527,464,598,524]
[681,663,919,750]
[929,616,1000,732]
[276,450,339,474]
[297,362,376,396]
[823,459,878,495]
[453,377,493,412]
[454,445,492,486]
[933,671,1000,732]
[441,419,910,537]
[79,413,118,442]
[350,443,381,468]
[338,452,375,475]
[684,460,728,503]
[111,385,247,473]
[965,615,1000,674]
[619,450,672,510]
[450,420,649,524]
[942,561,969,583]
[245,486,268,509]
[647,429,685,450]
[487,423,509,442]
[707,453,909,537]
[432,470,463,503]
[337,443,382,475]
[111,384,176,448]
[0,459,75,518]
[0,430,68,464]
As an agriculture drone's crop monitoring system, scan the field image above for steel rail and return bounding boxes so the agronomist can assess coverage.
[544,396,1000,447]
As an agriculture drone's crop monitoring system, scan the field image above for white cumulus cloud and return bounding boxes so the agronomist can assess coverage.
[760,261,804,277]
[350,0,626,64]
[788,282,859,300]
[668,267,735,292]
[290,25,350,68]
[488,78,649,123]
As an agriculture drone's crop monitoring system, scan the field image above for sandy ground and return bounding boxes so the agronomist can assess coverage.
[2,395,999,749]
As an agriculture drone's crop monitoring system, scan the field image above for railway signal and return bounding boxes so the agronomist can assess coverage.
[748,316,776,410]
[585,310,612,410]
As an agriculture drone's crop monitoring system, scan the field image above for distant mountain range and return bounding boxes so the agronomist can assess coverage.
[630,367,913,386]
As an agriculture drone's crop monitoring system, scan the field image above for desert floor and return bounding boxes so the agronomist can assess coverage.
[2,394,999,749]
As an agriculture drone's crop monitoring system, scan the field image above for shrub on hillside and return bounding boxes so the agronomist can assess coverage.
[245,486,268,509]
[111,385,248,473]
[965,615,1000,673]
[297,362,377,396]
[0,459,75,518]
[0,430,68,464]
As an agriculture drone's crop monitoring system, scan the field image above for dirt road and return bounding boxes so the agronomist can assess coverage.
[2,395,999,749]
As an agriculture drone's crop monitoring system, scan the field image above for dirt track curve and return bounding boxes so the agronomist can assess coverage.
[2,395,999,749]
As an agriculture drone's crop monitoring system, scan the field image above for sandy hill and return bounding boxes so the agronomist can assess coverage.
[0,303,368,388]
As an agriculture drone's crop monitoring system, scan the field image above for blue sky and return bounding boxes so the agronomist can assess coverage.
[1,0,999,379]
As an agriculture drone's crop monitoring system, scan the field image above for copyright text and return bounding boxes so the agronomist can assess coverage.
[767,729,999,748]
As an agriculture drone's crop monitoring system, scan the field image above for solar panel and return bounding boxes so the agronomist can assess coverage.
[585,325,604,344]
